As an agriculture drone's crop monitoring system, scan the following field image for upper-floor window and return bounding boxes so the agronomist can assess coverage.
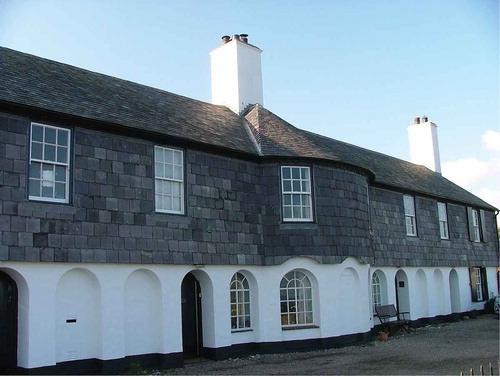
[437,202,449,239]
[403,195,417,236]
[154,146,184,214]
[467,207,486,243]
[280,270,314,327]
[29,123,70,203]
[281,166,313,222]
[230,272,251,331]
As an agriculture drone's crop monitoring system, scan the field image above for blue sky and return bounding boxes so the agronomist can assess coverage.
[1,0,499,208]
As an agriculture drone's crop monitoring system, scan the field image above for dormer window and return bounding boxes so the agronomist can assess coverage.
[281,166,313,222]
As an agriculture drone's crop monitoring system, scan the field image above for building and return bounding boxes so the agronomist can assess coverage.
[0,35,498,374]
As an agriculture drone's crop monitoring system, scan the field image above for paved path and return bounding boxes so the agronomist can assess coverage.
[164,315,499,375]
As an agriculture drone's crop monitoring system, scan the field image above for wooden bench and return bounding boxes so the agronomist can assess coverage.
[375,304,411,334]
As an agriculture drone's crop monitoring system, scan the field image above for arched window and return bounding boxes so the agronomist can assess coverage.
[371,272,381,314]
[230,272,251,330]
[280,270,313,327]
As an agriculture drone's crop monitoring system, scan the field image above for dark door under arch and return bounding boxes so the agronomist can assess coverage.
[0,271,17,372]
[181,273,203,358]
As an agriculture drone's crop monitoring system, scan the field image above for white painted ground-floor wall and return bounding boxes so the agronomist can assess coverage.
[1,257,498,370]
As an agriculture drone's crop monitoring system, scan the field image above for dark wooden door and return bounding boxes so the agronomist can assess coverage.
[0,272,17,372]
[181,273,202,358]
[394,276,400,313]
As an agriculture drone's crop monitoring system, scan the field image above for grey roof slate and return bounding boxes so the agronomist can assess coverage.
[0,46,496,210]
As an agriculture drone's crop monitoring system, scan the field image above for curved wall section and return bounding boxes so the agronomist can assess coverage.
[55,269,102,363]
[262,163,372,265]
[124,269,162,356]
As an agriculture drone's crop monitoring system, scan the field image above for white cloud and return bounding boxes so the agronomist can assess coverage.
[442,158,490,186]
[478,188,500,210]
[481,130,500,151]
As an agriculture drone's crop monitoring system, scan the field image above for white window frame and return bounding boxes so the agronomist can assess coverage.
[475,267,483,301]
[471,209,481,242]
[230,272,251,331]
[437,202,449,239]
[280,270,314,328]
[29,122,70,203]
[154,146,184,214]
[403,195,417,236]
[371,272,382,315]
[281,166,313,222]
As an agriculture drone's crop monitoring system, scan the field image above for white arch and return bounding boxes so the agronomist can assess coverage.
[184,269,215,348]
[415,269,429,318]
[395,269,410,316]
[123,269,162,356]
[338,267,362,334]
[449,269,461,313]
[371,269,388,313]
[432,269,446,316]
[230,269,259,332]
[55,268,102,362]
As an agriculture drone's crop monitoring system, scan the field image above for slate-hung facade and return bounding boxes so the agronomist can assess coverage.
[0,35,498,374]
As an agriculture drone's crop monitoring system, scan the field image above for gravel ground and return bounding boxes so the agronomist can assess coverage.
[161,315,499,375]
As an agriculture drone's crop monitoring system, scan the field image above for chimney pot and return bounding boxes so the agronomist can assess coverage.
[414,117,420,124]
[240,33,248,43]
[422,115,428,122]
[233,34,240,41]
[222,35,231,44]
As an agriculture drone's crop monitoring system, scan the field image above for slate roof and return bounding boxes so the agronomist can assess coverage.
[0,47,258,155]
[0,46,496,210]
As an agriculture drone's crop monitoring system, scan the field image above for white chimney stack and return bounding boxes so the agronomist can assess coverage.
[210,34,264,114]
[408,116,442,173]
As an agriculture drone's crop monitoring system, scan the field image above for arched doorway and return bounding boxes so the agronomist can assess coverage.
[181,273,203,358]
[0,271,17,372]
[395,270,410,315]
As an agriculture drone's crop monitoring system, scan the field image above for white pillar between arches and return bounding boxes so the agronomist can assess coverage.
[24,265,58,368]
[160,268,183,354]
[210,271,232,349]
[98,269,125,360]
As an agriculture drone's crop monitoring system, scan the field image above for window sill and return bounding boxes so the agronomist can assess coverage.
[282,325,319,331]
[155,209,185,215]
[231,328,253,333]
[29,197,70,205]
[280,223,318,230]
